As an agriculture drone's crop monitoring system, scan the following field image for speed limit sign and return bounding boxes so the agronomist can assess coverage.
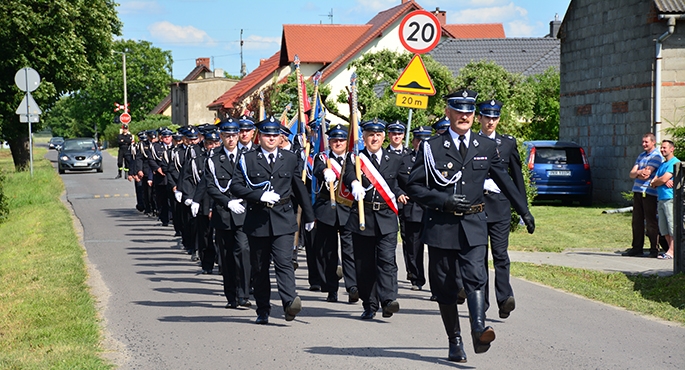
[398,10,442,54]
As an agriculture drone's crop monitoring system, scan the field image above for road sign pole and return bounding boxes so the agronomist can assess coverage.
[405,109,413,148]
[26,67,33,176]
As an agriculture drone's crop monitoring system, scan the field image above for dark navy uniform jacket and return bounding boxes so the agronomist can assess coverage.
[406,130,529,249]
[398,149,425,223]
[342,147,405,237]
[230,148,314,237]
[481,132,527,223]
[312,151,350,227]
[205,146,246,230]
[148,142,170,186]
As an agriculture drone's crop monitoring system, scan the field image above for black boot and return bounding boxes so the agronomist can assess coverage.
[438,303,467,362]
[467,290,495,354]
[114,169,122,179]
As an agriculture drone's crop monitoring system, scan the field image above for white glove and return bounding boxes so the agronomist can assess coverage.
[305,221,315,232]
[174,190,183,203]
[184,198,192,206]
[351,181,366,201]
[190,202,200,217]
[228,199,245,214]
[323,168,336,183]
[260,190,281,204]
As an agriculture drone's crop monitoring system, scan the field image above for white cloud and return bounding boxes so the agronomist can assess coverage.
[148,21,215,46]
[353,0,397,12]
[241,35,281,51]
[507,20,539,37]
[449,2,527,23]
[118,1,163,15]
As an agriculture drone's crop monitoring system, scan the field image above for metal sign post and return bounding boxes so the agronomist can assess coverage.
[14,67,42,176]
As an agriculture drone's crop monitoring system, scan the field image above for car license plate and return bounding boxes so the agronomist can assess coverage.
[74,162,88,167]
[548,170,571,176]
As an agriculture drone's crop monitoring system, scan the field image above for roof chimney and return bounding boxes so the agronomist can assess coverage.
[196,57,210,69]
[548,13,561,38]
[432,7,446,26]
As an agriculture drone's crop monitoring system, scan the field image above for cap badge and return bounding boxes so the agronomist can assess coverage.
[447,162,453,169]
[491,100,496,105]
[462,91,468,97]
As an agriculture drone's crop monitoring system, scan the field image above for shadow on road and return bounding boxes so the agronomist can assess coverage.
[305,346,474,369]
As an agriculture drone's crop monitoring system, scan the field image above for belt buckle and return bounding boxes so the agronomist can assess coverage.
[453,211,463,216]
[372,202,381,211]
[266,202,274,208]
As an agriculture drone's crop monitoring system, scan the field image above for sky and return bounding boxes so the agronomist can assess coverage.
[117,0,572,80]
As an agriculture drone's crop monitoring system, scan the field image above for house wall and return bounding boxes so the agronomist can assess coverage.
[660,31,685,131]
[185,79,238,125]
[559,0,679,204]
[171,83,187,126]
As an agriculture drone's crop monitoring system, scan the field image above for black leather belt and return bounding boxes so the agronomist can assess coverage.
[453,203,484,216]
[364,201,390,211]
[259,198,290,208]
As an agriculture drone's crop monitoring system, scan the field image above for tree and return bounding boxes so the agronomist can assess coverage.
[454,61,534,139]
[525,67,560,140]
[335,50,457,127]
[270,71,332,120]
[0,0,122,170]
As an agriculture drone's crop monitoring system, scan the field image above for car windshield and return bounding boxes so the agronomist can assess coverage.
[63,140,96,152]
[534,148,583,164]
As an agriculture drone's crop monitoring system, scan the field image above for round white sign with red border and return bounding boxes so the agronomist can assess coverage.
[398,10,442,54]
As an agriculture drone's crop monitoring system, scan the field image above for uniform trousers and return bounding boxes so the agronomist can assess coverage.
[484,219,513,310]
[134,180,145,212]
[315,221,355,293]
[171,195,184,235]
[403,220,425,287]
[249,234,297,316]
[428,224,487,305]
[154,184,170,225]
[141,180,154,214]
[632,192,659,253]
[352,232,398,311]
[181,206,196,251]
[195,214,215,272]
[215,228,250,304]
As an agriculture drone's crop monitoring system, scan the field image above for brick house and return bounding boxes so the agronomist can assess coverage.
[559,0,685,204]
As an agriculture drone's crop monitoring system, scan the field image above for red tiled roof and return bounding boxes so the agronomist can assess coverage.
[149,64,211,114]
[208,51,281,110]
[442,24,505,39]
[280,25,371,64]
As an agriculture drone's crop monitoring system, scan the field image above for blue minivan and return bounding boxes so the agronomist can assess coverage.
[523,141,592,206]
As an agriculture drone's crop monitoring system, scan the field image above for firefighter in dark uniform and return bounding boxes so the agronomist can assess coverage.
[237,116,257,152]
[406,89,535,362]
[343,119,405,320]
[230,117,315,325]
[433,116,451,136]
[189,129,221,273]
[477,99,526,320]
[168,130,187,237]
[312,124,357,303]
[397,126,432,291]
[148,127,173,226]
[116,123,133,179]
[128,131,147,212]
[139,131,155,215]
[206,119,252,308]
[178,126,201,256]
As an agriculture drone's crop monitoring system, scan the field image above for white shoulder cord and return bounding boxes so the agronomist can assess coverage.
[423,142,462,188]
[207,158,231,194]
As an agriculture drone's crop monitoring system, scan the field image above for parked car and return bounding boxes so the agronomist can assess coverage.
[523,140,592,206]
[58,138,102,174]
[48,136,64,149]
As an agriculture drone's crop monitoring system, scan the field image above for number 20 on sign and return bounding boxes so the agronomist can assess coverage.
[395,94,428,109]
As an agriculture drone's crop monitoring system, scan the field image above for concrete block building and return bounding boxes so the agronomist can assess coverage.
[559,0,685,203]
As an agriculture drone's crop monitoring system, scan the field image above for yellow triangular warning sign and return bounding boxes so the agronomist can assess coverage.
[391,54,436,96]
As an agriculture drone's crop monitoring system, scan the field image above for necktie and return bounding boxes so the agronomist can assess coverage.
[229,153,235,165]
[336,156,343,166]
[372,153,380,169]
[459,135,467,159]
[269,153,275,169]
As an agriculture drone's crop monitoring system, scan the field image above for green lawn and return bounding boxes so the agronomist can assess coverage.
[509,204,632,252]
[0,148,111,369]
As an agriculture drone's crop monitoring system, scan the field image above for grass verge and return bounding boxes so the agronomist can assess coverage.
[509,204,632,252]
[0,148,111,369]
[510,262,685,325]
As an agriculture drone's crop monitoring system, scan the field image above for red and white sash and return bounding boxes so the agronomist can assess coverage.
[358,152,398,215]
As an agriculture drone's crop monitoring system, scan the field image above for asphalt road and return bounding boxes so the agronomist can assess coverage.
[46,148,685,369]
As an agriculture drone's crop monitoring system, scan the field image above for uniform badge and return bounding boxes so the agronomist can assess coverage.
[257,152,263,159]
[473,140,479,147]
[442,171,449,177]
[220,154,226,161]
[411,156,416,162]
[462,90,468,98]
[444,140,451,148]
[447,162,453,169]
[278,152,283,159]
[496,138,502,145]
[384,154,389,161]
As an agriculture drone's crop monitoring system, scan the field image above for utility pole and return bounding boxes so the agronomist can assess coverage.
[240,29,246,77]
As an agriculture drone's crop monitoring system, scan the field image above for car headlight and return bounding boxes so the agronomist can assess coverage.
[60,155,69,161]
[91,154,101,160]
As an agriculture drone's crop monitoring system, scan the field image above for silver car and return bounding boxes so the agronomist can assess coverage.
[58,138,103,174]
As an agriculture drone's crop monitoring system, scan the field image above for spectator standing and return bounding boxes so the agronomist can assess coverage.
[650,139,679,259]
[623,133,663,258]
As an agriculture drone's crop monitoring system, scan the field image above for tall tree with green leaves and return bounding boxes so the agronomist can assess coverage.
[525,67,560,140]
[0,0,122,170]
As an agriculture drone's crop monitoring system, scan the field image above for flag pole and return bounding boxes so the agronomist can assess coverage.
[350,73,365,231]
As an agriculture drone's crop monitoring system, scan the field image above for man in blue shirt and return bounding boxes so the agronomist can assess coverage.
[624,133,663,258]
[650,139,679,259]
